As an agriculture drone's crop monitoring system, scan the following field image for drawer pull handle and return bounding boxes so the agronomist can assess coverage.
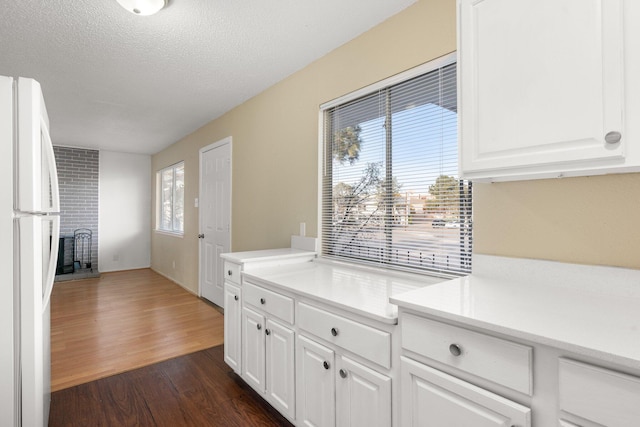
[331,327,339,337]
[260,298,266,305]
[323,361,330,370]
[605,131,622,144]
[449,343,462,357]
[257,324,262,330]
[234,295,239,301]
[265,329,271,336]
[339,369,347,379]
[227,270,232,276]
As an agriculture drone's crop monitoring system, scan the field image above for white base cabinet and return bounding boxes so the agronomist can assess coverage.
[297,334,392,427]
[241,306,265,392]
[265,319,296,419]
[241,306,296,420]
[400,357,530,427]
[223,282,241,373]
[397,308,640,427]
[297,335,336,427]
[336,355,391,427]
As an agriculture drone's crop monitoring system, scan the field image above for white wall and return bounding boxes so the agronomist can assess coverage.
[99,150,151,272]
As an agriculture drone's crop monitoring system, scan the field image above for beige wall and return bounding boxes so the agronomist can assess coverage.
[474,173,640,269]
[151,0,456,292]
[152,0,640,293]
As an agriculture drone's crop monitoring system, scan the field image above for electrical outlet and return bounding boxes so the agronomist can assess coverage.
[172,260,176,269]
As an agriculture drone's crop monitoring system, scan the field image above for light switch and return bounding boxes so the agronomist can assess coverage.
[194,198,199,208]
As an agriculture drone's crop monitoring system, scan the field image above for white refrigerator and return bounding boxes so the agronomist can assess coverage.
[0,76,60,427]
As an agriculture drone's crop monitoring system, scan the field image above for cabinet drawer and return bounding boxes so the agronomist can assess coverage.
[244,281,294,324]
[401,313,532,395]
[298,302,390,369]
[224,261,241,285]
[559,358,640,426]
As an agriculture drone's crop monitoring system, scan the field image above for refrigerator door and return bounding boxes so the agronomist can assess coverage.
[17,215,44,427]
[0,76,17,427]
[16,78,59,214]
[17,214,59,427]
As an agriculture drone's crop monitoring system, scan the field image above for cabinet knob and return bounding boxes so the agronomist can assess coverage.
[257,324,262,330]
[323,361,330,370]
[265,329,271,336]
[339,369,347,379]
[234,295,238,301]
[227,270,232,276]
[260,298,266,305]
[605,131,622,144]
[449,343,462,357]
[331,327,339,337]
[198,234,205,239]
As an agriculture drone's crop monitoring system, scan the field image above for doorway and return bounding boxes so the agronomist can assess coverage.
[199,137,231,306]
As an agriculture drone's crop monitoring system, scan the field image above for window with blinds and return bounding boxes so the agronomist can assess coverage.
[157,161,185,234]
[321,56,472,277]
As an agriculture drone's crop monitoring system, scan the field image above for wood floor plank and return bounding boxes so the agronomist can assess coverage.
[51,269,224,391]
[49,346,294,427]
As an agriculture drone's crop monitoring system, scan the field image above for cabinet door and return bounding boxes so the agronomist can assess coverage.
[459,0,625,180]
[297,335,336,427]
[223,282,241,374]
[241,306,265,392]
[336,356,391,427]
[400,357,530,427]
[265,319,295,420]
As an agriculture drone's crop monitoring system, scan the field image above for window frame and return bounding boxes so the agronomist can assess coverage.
[318,52,472,278]
[156,161,185,236]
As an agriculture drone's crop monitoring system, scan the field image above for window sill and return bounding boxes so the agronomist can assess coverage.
[155,229,184,238]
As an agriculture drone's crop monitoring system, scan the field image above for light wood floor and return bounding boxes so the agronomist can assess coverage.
[50,268,224,391]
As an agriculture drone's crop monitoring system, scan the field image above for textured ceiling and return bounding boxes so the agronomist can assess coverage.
[0,0,416,154]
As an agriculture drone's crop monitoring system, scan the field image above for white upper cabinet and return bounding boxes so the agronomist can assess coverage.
[458,0,640,181]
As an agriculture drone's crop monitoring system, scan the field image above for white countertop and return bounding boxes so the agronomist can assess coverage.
[244,260,445,324]
[220,248,315,264]
[390,255,640,371]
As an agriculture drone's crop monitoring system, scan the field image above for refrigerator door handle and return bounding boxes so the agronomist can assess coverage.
[42,215,60,309]
[40,117,59,213]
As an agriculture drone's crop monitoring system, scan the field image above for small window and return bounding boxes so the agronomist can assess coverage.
[157,162,184,234]
[321,55,472,277]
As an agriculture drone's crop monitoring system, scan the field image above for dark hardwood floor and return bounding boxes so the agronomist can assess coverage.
[49,346,294,427]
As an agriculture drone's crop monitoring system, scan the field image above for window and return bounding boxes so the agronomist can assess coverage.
[321,54,472,277]
[157,162,184,234]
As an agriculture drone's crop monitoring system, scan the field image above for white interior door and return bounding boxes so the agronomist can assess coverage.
[199,137,231,306]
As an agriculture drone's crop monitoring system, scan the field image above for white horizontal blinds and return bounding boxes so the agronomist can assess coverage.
[322,61,472,276]
[173,163,185,232]
[159,162,185,233]
[160,167,174,230]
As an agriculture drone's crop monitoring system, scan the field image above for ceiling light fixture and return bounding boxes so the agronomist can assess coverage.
[116,0,167,16]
